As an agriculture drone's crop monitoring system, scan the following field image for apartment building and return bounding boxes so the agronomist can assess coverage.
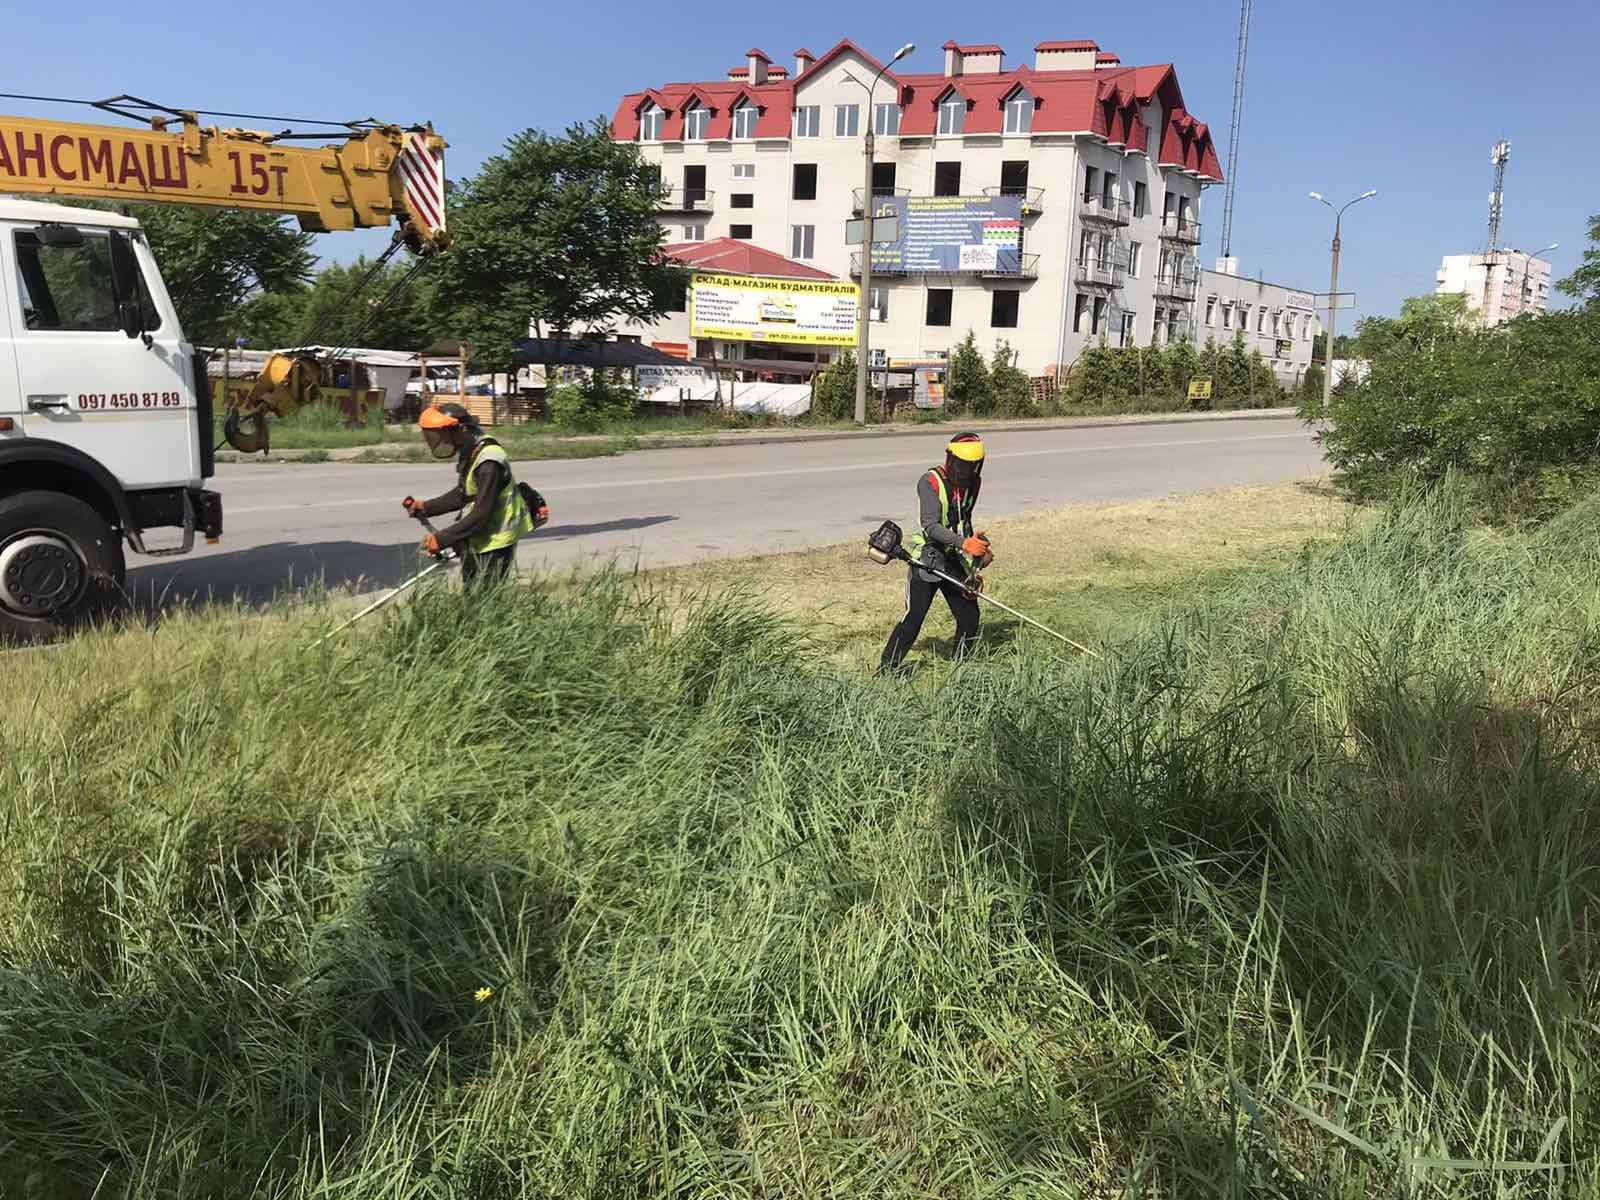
[610,37,1223,377]
[1435,250,1553,328]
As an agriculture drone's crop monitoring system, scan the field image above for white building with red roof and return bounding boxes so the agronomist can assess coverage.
[613,37,1250,381]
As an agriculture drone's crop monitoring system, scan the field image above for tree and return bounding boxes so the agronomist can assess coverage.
[989,341,1033,417]
[1557,213,1600,304]
[236,257,438,352]
[944,332,991,416]
[430,119,687,369]
[812,350,856,422]
[95,204,314,347]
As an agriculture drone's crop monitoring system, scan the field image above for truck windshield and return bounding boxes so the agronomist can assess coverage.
[16,230,161,333]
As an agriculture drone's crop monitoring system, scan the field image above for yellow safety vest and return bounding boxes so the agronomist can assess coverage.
[462,439,535,553]
[909,467,976,570]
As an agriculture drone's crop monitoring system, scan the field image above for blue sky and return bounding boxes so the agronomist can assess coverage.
[8,0,1598,324]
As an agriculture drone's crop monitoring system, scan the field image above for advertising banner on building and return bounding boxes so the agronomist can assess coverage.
[690,273,859,346]
[867,195,1023,274]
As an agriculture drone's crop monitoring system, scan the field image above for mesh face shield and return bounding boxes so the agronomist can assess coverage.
[423,427,457,460]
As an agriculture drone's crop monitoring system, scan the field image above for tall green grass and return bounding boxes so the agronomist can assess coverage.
[2,484,1598,1196]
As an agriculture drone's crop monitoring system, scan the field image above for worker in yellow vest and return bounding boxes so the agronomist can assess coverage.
[880,432,994,671]
[402,402,538,585]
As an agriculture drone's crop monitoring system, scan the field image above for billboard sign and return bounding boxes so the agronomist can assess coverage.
[867,194,1023,274]
[690,273,859,346]
[1285,290,1315,311]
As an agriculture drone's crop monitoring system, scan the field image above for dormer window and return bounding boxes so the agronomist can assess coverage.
[684,102,709,140]
[640,103,664,141]
[938,92,965,136]
[1004,90,1033,135]
[732,100,758,139]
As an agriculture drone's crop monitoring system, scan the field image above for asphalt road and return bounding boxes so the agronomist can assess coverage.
[127,416,1324,611]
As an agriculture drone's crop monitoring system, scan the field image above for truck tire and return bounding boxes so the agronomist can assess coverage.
[0,490,126,643]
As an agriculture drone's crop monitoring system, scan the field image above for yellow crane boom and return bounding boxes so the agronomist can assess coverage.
[0,107,447,251]
[0,100,449,452]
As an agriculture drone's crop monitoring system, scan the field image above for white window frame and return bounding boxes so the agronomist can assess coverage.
[732,162,755,179]
[1127,242,1143,278]
[1119,311,1136,348]
[732,102,758,140]
[684,103,709,140]
[1257,307,1267,333]
[870,285,889,322]
[1205,297,1216,326]
[682,223,706,242]
[938,94,965,136]
[794,105,820,138]
[1003,92,1033,135]
[791,224,815,260]
[640,104,664,141]
[834,104,860,138]
[873,103,900,136]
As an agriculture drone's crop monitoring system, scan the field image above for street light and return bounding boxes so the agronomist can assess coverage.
[1515,242,1559,318]
[851,41,915,426]
[1309,188,1377,409]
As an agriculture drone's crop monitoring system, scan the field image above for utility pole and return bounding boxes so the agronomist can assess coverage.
[853,43,915,426]
[1310,189,1377,409]
[1481,139,1510,326]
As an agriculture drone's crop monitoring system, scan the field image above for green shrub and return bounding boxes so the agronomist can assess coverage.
[944,331,991,417]
[988,340,1034,417]
[1307,293,1600,518]
[810,348,856,422]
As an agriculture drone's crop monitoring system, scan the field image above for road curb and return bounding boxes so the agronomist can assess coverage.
[215,407,1302,465]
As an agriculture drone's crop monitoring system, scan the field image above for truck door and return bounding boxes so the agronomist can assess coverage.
[0,231,18,445]
[6,221,195,490]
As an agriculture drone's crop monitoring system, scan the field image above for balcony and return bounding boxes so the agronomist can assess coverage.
[1160,214,1202,244]
[1074,256,1126,289]
[851,186,911,213]
[850,252,1037,279]
[850,252,909,276]
[1153,270,1200,302]
[983,185,1045,216]
[980,254,1039,279]
[1079,194,1131,226]
[657,187,715,213]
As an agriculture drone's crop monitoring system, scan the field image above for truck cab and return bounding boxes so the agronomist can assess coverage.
[0,197,221,641]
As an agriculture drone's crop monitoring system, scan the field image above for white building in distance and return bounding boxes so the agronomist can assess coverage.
[1435,250,1553,327]
[610,37,1232,380]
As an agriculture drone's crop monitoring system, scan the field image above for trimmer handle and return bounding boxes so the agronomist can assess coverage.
[415,512,460,563]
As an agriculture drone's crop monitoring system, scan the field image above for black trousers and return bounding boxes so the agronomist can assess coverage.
[880,568,981,668]
[462,546,516,587]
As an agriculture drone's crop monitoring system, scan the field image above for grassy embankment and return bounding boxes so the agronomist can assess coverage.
[4,481,1598,1197]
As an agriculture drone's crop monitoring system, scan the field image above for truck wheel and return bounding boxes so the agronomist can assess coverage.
[0,491,126,643]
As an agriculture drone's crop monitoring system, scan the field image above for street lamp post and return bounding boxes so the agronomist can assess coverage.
[1309,189,1377,409]
[854,42,914,426]
[1516,242,1559,319]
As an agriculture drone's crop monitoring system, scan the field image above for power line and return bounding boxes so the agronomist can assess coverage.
[0,91,359,129]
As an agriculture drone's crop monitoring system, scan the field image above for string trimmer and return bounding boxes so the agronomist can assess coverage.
[866,520,1101,658]
[312,511,458,647]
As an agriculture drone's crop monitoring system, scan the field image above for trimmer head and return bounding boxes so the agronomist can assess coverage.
[866,519,909,565]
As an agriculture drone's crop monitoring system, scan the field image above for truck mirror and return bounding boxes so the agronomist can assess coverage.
[118,301,145,340]
[35,224,86,247]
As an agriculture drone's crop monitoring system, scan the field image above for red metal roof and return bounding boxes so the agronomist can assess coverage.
[662,238,836,280]
[745,47,771,61]
[959,44,1005,55]
[609,39,1220,181]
